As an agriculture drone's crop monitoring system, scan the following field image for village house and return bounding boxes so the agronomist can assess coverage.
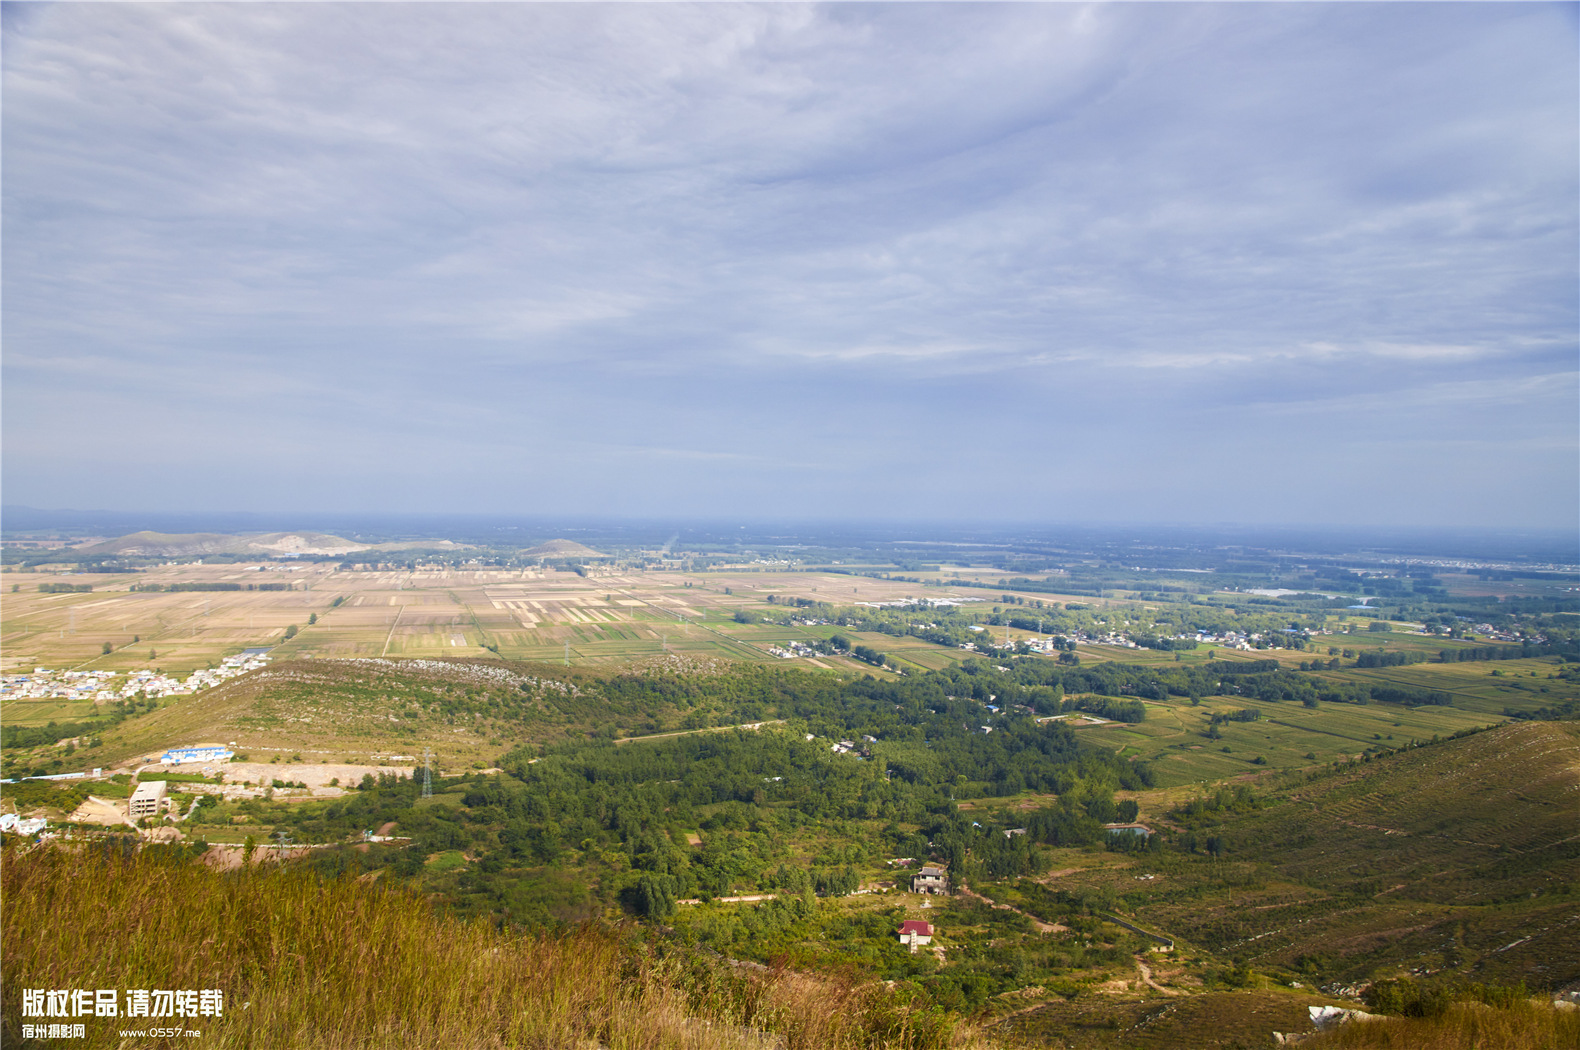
[911,865,948,894]
[897,919,933,952]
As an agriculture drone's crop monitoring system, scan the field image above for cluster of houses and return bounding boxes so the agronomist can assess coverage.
[0,650,271,707]
[118,669,195,699]
[766,640,820,659]
[175,649,271,692]
[853,597,982,610]
[1464,622,1523,643]
[1,669,120,702]
[829,736,877,757]
[1020,635,1081,654]
[1187,630,1271,650]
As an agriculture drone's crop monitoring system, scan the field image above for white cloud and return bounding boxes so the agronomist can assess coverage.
[3,2,1574,525]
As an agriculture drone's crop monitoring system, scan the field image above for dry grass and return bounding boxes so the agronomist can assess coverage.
[1,841,991,1050]
[1296,1001,1580,1050]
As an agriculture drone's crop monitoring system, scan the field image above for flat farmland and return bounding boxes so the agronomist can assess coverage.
[1,562,336,674]
[1303,656,1572,717]
[0,563,989,677]
[1311,629,1494,655]
[8,561,1566,775]
[1436,571,1579,600]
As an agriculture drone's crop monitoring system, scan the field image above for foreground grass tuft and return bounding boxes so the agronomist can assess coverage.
[1,842,986,1049]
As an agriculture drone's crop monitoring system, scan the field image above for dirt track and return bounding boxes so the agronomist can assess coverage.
[956,881,1068,933]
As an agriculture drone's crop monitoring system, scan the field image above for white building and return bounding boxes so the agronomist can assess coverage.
[0,814,48,835]
[129,781,168,818]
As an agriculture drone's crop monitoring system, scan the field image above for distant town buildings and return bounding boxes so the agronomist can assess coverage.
[1,651,270,705]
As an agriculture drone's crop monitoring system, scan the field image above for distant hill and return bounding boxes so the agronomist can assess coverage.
[245,532,367,555]
[79,530,368,557]
[369,538,469,552]
[520,538,606,559]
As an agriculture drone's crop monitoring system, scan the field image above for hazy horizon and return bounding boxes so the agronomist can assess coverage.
[5,504,1576,566]
[4,3,1576,529]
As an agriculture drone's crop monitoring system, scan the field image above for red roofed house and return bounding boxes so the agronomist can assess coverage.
[897,919,934,951]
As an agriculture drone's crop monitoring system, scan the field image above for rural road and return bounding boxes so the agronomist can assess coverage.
[615,720,786,746]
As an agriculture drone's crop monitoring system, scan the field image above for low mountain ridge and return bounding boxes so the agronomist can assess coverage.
[520,538,606,558]
[76,531,472,558]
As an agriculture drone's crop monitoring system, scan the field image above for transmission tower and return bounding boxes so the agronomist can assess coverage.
[564,640,570,666]
[421,746,434,800]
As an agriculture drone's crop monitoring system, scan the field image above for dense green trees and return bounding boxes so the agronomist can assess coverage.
[851,644,886,666]
[233,657,1172,928]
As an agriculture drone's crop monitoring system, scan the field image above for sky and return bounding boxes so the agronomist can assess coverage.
[3,2,1576,529]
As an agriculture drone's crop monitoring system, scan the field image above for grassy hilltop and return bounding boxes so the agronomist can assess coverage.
[2,843,984,1050]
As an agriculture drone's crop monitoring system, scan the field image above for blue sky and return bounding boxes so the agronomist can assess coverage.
[3,2,1575,527]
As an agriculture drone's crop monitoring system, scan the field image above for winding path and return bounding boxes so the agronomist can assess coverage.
[1136,959,1178,996]
[955,882,1068,933]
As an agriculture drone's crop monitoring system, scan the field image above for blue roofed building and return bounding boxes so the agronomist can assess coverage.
[161,746,234,765]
